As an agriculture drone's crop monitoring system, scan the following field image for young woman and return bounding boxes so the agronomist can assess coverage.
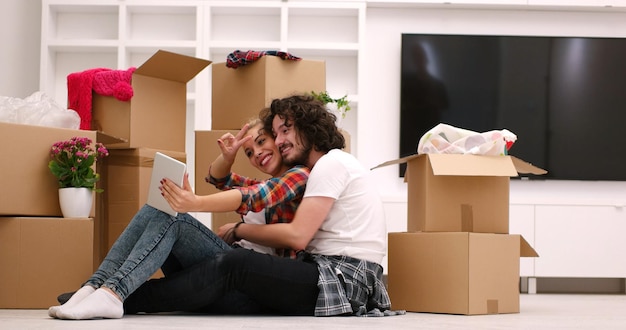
[49,119,309,319]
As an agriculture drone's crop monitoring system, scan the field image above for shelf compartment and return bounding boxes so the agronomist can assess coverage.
[47,4,119,40]
[48,51,118,109]
[125,5,198,41]
[208,6,281,43]
[287,7,359,44]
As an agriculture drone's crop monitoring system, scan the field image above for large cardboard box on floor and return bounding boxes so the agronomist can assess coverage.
[211,56,325,130]
[387,232,538,315]
[372,154,546,233]
[195,130,269,231]
[0,122,97,217]
[98,148,186,259]
[0,217,93,308]
[92,50,210,152]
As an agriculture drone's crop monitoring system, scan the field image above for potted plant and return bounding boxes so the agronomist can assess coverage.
[48,136,109,217]
[311,91,351,127]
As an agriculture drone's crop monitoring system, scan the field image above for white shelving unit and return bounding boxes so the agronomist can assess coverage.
[40,0,364,160]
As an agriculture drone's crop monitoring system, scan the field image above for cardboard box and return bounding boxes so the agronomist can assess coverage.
[0,122,97,217]
[387,232,538,315]
[92,50,210,152]
[0,217,94,308]
[372,154,546,233]
[211,56,326,130]
[99,148,186,258]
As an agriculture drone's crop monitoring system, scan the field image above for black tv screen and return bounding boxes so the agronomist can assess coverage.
[400,33,626,181]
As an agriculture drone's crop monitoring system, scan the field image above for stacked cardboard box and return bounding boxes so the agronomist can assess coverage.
[198,55,326,231]
[0,122,97,308]
[92,50,210,263]
[373,153,545,315]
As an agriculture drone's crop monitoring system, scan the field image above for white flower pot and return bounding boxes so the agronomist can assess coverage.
[58,187,93,218]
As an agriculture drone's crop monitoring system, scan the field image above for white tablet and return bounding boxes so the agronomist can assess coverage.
[146,152,187,216]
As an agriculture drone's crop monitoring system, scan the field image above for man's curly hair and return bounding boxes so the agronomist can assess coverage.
[260,94,345,153]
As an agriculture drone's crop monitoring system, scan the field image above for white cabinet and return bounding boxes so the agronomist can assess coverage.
[534,205,626,278]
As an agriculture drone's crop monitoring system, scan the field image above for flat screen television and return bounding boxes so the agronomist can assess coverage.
[400,33,626,181]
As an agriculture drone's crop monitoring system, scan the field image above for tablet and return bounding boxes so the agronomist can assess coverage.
[146,152,187,216]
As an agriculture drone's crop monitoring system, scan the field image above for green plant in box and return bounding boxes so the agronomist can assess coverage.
[311,91,351,119]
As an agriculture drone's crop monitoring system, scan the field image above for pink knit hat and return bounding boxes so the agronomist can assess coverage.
[93,67,136,101]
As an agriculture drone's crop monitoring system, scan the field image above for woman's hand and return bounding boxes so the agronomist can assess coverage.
[217,123,253,164]
[159,173,198,213]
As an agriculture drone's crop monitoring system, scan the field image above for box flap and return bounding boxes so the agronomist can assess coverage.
[510,156,547,175]
[96,131,128,146]
[371,154,422,170]
[519,235,539,257]
[134,50,211,83]
[428,154,518,177]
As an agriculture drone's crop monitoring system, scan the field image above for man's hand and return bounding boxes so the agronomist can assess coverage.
[218,222,239,245]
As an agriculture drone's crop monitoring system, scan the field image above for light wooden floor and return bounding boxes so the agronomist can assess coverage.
[2,294,626,329]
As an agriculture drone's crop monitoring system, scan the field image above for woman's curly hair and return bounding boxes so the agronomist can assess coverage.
[260,94,345,153]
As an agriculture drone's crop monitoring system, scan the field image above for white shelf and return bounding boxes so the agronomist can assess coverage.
[40,0,364,204]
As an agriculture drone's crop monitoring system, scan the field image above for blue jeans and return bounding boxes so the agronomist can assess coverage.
[86,205,231,301]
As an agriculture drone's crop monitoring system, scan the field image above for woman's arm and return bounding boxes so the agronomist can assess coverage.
[160,173,243,213]
[161,166,309,215]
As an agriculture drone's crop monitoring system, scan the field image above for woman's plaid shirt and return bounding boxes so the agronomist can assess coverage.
[206,165,309,258]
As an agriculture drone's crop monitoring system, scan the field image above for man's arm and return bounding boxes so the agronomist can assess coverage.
[233,196,333,251]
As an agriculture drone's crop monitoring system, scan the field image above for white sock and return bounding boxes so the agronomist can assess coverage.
[48,285,95,318]
[55,288,123,320]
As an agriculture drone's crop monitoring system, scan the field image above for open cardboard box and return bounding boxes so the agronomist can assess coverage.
[92,50,210,152]
[387,231,538,315]
[372,154,546,233]
[211,56,326,130]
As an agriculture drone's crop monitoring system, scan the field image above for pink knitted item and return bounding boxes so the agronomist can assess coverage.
[93,67,136,101]
[67,67,136,130]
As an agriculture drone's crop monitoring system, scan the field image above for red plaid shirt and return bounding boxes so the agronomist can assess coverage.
[206,165,310,258]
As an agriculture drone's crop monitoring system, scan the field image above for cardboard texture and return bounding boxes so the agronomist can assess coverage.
[372,154,546,233]
[0,217,93,308]
[211,56,326,130]
[98,148,186,260]
[92,50,210,152]
[387,232,538,315]
[0,122,97,217]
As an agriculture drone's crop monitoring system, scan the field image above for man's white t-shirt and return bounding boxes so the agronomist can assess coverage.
[303,149,387,265]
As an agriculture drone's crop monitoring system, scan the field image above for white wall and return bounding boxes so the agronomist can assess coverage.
[360,6,626,232]
[0,0,41,98]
